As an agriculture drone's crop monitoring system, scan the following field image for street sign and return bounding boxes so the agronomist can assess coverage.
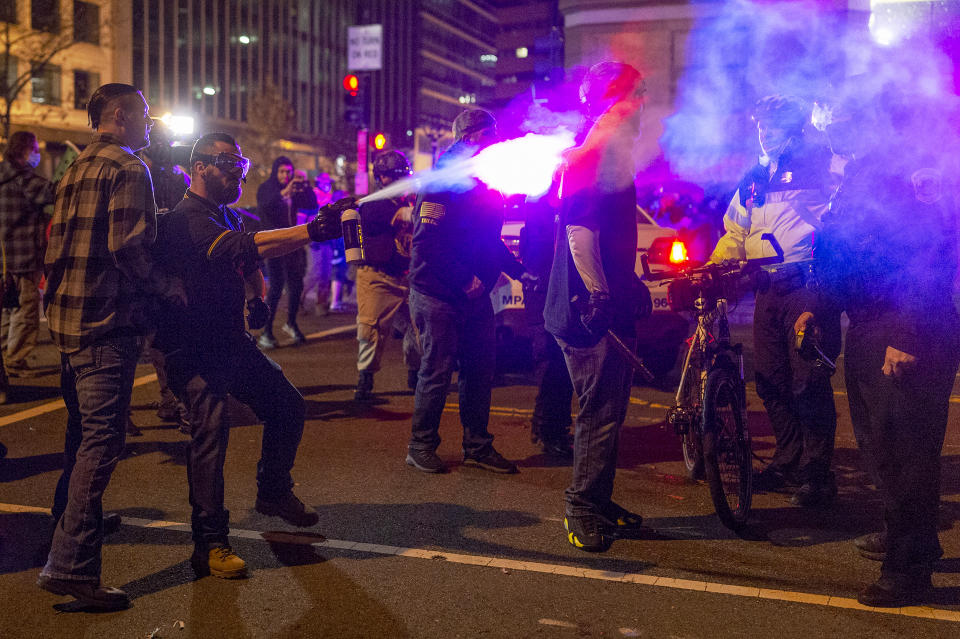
[348,24,383,71]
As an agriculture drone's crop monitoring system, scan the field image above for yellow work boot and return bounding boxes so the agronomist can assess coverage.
[192,544,247,579]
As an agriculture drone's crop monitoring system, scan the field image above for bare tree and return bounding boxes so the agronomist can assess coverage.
[0,10,83,145]
[244,81,296,183]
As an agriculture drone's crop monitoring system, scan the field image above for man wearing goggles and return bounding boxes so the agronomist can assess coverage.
[151,132,354,580]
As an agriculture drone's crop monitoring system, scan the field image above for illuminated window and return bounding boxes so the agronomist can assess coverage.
[515,47,528,59]
[32,64,61,105]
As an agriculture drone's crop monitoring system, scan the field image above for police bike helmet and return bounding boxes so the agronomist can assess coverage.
[372,150,413,181]
[752,95,809,135]
[578,61,646,121]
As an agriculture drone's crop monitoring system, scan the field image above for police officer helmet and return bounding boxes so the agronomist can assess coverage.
[372,150,412,180]
[752,95,809,134]
[578,61,646,120]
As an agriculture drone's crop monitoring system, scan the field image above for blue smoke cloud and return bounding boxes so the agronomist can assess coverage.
[661,0,960,183]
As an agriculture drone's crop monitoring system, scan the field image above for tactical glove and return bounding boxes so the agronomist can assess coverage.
[246,297,270,330]
[308,197,356,242]
[580,291,613,337]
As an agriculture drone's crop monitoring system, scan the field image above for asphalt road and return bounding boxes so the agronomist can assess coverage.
[1,309,959,638]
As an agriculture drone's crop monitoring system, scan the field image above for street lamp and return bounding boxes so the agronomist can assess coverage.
[159,112,195,137]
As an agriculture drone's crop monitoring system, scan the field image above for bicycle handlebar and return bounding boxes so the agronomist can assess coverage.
[641,233,784,282]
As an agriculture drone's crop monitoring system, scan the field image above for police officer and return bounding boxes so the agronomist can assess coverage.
[712,95,841,506]
[805,89,959,607]
[354,151,421,401]
[405,109,529,474]
[544,61,647,552]
[153,132,352,579]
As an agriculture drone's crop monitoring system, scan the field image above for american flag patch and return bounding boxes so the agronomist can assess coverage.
[420,201,446,221]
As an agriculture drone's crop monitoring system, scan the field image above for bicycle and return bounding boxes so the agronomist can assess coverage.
[641,234,783,531]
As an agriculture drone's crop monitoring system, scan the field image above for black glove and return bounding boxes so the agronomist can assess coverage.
[246,297,270,331]
[308,197,356,242]
[580,291,613,337]
[738,165,769,208]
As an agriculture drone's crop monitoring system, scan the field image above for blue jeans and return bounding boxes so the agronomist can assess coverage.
[44,334,144,582]
[163,333,305,547]
[409,289,495,455]
[555,334,634,517]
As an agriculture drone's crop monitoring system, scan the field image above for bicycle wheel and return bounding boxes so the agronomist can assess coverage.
[702,367,752,531]
[679,366,705,480]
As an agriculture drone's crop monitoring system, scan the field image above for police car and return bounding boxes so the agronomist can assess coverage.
[493,206,690,378]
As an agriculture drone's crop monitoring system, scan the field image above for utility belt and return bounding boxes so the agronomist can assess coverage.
[761,261,814,296]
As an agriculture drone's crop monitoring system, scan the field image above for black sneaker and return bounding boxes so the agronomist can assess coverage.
[598,501,644,538]
[853,532,886,561]
[405,448,447,473]
[463,448,518,474]
[564,513,612,552]
[540,437,573,460]
[355,371,375,402]
[255,492,319,527]
[791,479,837,508]
[753,467,798,492]
[857,574,932,608]
[37,576,130,610]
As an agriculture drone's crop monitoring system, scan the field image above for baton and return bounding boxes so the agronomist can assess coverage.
[605,329,655,383]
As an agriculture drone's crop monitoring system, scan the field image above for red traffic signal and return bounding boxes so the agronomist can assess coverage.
[372,132,387,150]
[343,74,359,96]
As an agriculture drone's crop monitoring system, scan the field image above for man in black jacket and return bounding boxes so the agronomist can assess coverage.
[405,109,528,474]
[154,132,351,579]
[256,156,318,348]
[544,62,646,552]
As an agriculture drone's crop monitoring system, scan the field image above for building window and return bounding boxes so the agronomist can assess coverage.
[31,64,61,105]
[32,0,60,32]
[74,1,99,44]
[0,0,17,24]
[0,54,16,95]
[515,47,528,59]
[73,69,98,109]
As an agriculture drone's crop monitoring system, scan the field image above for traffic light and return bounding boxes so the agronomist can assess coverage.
[343,73,367,127]
[372,132,387,150]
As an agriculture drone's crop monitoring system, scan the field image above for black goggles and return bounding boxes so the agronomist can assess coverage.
[192,152,250,179]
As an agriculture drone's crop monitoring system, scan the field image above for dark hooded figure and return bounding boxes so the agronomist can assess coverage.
[801,85,960,608]
[256,156,317,347]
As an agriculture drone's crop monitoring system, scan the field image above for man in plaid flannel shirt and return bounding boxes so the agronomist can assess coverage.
[38,83,186,611]
[0,131,55,382]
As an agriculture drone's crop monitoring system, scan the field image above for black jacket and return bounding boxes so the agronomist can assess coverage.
[256,157,318,229]
[815,150,957,358]
[408,140,523,303]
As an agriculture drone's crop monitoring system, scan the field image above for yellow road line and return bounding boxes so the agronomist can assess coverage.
[1,500,955,623]
[0,373,158,429]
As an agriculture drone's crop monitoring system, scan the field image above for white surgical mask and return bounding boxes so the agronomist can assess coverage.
[27,151,41,168]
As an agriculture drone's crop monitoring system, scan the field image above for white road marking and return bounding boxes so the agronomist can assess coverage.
[2,501,957,623]
[0,373,159,429]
